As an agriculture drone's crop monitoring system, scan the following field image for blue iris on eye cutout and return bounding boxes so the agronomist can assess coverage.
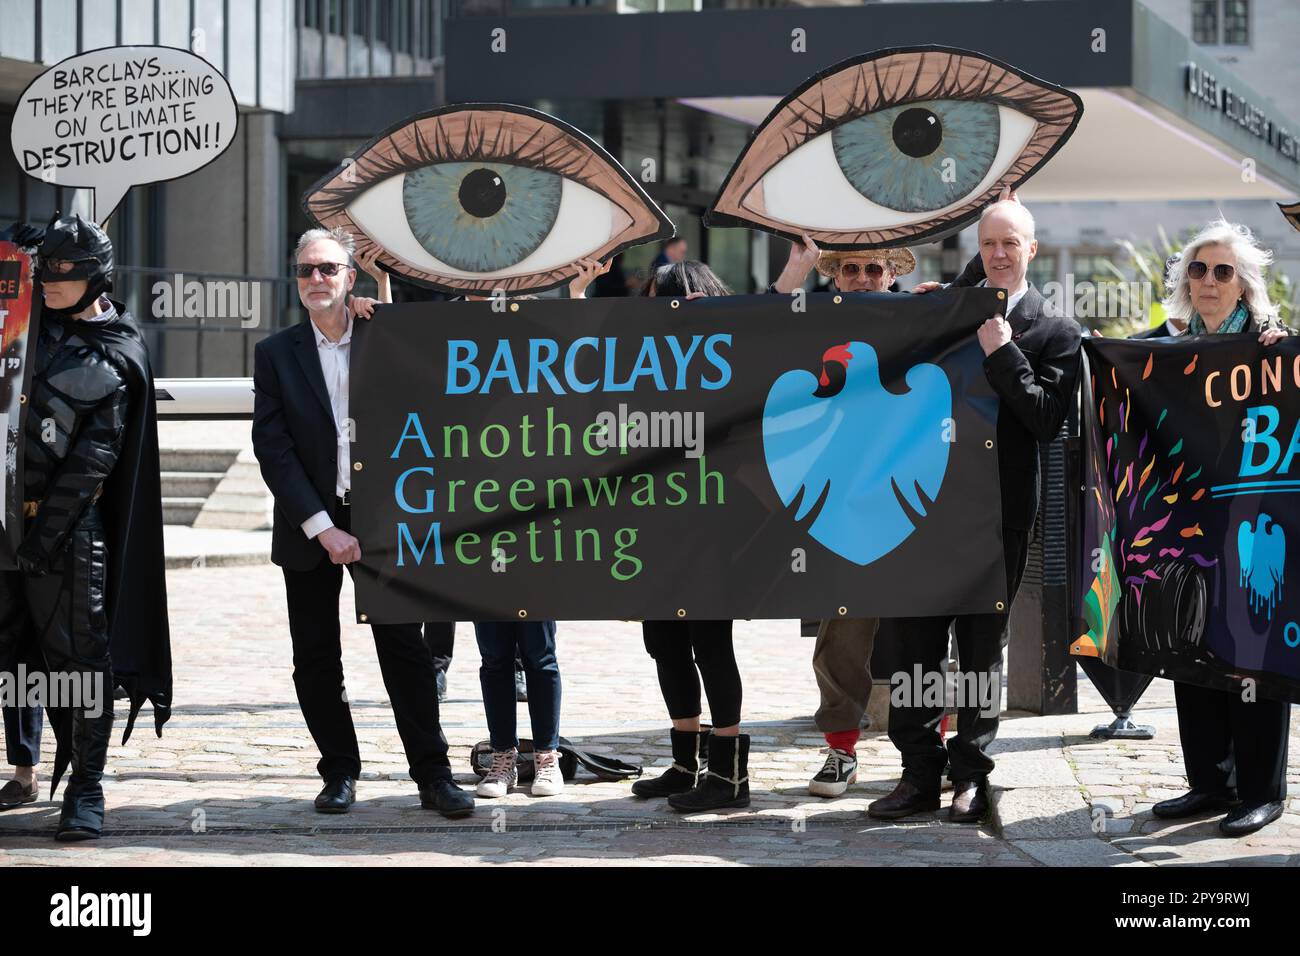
[831,100,999,213]
[402,162,562,272]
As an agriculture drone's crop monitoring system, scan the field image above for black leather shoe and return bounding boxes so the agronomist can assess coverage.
[314,776,356,814]
[949,780,990,823]
[868,778,940,819]
[1220,800,1284,837]
[420,778,475,818]
[1151,789,1237,819]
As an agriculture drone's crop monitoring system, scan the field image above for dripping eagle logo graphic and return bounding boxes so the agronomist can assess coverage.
[762,341,953,565]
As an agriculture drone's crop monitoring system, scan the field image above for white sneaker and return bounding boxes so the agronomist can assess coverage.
[476,748,518,798]
[530,749,565,797]
[808,747,858,797]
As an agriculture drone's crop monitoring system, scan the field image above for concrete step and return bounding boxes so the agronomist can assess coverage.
[159,447,241,473]
[163,497,206,526]
[193,449,274,532]
[160,471,225,498]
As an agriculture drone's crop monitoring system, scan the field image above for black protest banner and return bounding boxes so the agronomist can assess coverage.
[348,289,1009,623]
[1076,335,1300,702]
[0,241,39,569]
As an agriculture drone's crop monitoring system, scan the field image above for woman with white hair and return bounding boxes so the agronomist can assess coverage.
[1151,219,1292,837]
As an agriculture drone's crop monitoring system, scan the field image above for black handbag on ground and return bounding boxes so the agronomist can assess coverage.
[470,736,642,782]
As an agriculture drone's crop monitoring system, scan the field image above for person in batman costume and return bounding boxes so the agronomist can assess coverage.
[0,215,171,840]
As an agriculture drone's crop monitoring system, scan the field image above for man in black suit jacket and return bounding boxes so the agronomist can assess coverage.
[869,200,1083,823]
[252,227,473,817]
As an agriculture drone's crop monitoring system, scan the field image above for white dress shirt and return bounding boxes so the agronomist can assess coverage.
[300,311,353,540]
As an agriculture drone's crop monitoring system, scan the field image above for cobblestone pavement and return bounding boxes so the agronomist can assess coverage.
[0,564,1296,866]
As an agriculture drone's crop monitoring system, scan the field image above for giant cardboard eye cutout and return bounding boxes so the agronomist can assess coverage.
[304,104,674,296]
[1280,201,1300,234]
[705,46,1083,249]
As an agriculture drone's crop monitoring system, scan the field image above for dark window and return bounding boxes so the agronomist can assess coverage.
[302,0,320,28]
[1222,0,1249,44]
[352,0,369,34]
[1192,0,1218,43]
[327,0,343,34]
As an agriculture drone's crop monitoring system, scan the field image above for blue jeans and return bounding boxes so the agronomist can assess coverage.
[474,621,560,752]
[3,704,42,768]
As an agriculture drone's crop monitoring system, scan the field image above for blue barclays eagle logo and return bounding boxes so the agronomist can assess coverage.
[761,341,952,566]
[1237,514,1286,620]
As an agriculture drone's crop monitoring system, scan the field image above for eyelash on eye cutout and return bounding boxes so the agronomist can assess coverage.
[775,52,1076,157]
[309,111,609,218]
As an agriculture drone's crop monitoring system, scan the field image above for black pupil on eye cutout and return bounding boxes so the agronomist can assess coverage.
[892,107,942,159]
[458,168,507,218]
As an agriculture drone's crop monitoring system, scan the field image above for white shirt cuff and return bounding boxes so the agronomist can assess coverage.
[301,511,334,539]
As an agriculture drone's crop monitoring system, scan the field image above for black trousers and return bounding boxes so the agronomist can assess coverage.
[282,503,450,786]
[886,527,1029,787]
[423,622,454,673]
[642,620,741,728]
[3,639,45,767]
[1174,681,1290,803]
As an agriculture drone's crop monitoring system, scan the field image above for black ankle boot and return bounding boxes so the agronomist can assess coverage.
[55,703,114,842]
[632,728,709,798]
[668,733,749,812]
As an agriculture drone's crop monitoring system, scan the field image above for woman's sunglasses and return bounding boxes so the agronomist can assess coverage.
[839,262,887,278]
[294,261,351,279]
[1187,260,1236,283]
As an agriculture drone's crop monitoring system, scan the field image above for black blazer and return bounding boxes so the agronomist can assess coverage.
[982,284,1083,532]
[252,320,345,571]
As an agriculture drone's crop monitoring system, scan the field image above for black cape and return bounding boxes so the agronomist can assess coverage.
[52,303,173,744]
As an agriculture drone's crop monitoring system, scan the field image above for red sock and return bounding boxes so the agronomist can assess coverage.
[824,730,859,754]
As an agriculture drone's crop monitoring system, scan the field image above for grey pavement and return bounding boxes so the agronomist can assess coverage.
[0,561,1296,866]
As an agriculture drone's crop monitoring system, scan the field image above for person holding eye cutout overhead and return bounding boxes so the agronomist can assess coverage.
[868,198,1084,823]
[1143,221,1292,838]
[252,227,474,819]
[627,261,751,813]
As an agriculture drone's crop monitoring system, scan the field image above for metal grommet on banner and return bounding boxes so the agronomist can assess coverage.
[670,299,680,309]
[509,302,519,313]
[676,608,686,618]
[353,461,363,471]
[984,440,994,449]
[833,295,842,305]
[837,606,847,616]
[517,609,528,619]
[996,290,1006,300]
[995,602,1005,612]
[17,394,25,405]
[359,613,368,622]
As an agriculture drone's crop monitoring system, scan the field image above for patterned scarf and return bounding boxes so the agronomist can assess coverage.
[1188,301,1249,336]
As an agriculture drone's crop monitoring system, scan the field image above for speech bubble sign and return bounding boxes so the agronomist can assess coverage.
[10,45,238,222]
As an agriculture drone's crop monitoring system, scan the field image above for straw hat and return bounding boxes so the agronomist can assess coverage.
[815,247,916,279]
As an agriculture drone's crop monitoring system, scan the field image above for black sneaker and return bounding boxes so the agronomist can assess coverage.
[809,747,858,798]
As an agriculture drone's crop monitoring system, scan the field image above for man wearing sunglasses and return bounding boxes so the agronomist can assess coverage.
[0,214,171,840]
[252,226,474,819]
